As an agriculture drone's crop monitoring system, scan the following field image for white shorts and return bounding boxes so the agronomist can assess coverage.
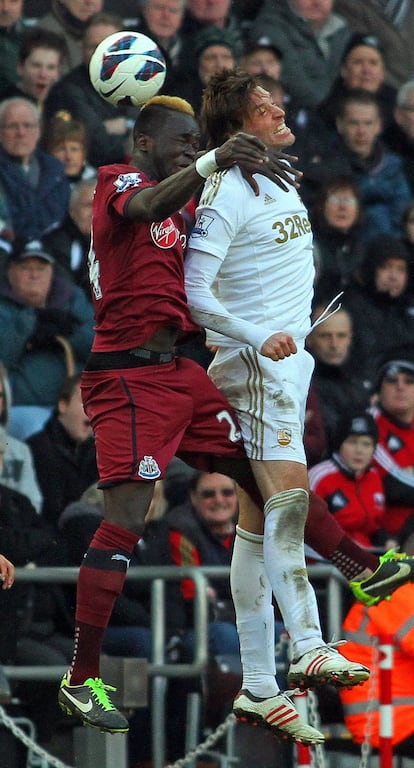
[208,344,314,463]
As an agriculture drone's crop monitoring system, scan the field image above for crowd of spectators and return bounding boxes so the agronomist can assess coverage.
[2,0,414,765]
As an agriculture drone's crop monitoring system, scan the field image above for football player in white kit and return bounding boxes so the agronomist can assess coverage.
[185,69,369,740]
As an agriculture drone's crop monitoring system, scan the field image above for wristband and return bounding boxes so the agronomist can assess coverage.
[195,149,218,178]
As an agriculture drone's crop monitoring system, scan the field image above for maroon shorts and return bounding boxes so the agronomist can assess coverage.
[81,356,247,486]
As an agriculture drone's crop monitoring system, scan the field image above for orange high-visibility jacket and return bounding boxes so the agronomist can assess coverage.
[339,583,414,746]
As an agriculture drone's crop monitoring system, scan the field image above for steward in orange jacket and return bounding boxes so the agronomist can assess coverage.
[339,583,414,748]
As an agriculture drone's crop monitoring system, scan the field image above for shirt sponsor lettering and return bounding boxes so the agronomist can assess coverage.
[150,219,179,249]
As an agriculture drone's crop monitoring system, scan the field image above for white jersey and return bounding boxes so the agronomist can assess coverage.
[185,165,315,350]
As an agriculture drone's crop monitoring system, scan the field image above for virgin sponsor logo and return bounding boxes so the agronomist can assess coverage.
[150,219,179,248]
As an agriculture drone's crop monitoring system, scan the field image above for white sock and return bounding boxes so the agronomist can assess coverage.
[263,489,324,659]
[231,526,279,698]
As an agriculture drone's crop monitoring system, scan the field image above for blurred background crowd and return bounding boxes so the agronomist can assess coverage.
[3,1,414,766]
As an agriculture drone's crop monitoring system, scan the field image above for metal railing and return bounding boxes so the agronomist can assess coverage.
[2,562,347,768]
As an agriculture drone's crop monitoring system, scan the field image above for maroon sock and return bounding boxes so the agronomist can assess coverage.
[69,520,139,684]
[305,491,379,580]
[330,536,379,582]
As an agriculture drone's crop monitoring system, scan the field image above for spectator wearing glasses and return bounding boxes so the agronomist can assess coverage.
[164,471,240,656]
[310,175,365,296]
[0,97,71,241]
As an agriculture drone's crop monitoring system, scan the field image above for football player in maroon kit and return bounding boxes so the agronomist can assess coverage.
[57,92,414,740]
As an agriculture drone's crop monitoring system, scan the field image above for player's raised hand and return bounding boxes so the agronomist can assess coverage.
[215,131,269,167]
[0,554,14,589]
[240,148,302,195]
[214,133,302,195]
[260,332,297,362]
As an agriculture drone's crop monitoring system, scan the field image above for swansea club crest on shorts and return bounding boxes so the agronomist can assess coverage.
[277,428,292,447]
[138,455,161,479]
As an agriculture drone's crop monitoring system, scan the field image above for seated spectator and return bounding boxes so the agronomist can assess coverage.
[368,351,414,542]
[343,235,414,389]
[249,0,351,117]
[311,33,396,141]
[240,36,282,80]
[0,27,68,110]
[0,97,71,240]
[309,412,385,549]
[27,373,98,529]
[0,0,30,100]
[335,0,414,88]
[174,27,237,119]
[39,0,104,73]
[383,79,414,195]
[306,304,372,453]
[42,117,96,187]
[44,177,95,295]
[339,515,414,753]
[179,0,244,60]
[163,456,198,510]
[310,175,365,296]
[0,362,42,512]
[43,12,139,168]
[401,200,414,288]
[0,238,94,439]
[0,423,72,743]
[301,88,411,240]
[165,470,241,656]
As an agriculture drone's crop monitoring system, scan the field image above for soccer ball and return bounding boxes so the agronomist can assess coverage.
[89,31,167,107]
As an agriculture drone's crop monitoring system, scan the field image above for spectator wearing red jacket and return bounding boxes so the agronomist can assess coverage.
[309,411,385,548]
[369,351,414,541]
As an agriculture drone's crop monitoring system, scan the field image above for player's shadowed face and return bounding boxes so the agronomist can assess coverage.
[151,111,200,180]
[242,86,295,149]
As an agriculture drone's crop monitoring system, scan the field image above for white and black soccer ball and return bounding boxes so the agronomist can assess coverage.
[89,31,167,107]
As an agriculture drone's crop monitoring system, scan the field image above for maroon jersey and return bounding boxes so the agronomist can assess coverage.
[88,164,200,352]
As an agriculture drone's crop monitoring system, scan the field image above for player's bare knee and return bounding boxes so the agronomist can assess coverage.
[103,482,153,535]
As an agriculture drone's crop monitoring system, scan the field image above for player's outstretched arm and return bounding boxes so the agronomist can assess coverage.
[126,133,275,222]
